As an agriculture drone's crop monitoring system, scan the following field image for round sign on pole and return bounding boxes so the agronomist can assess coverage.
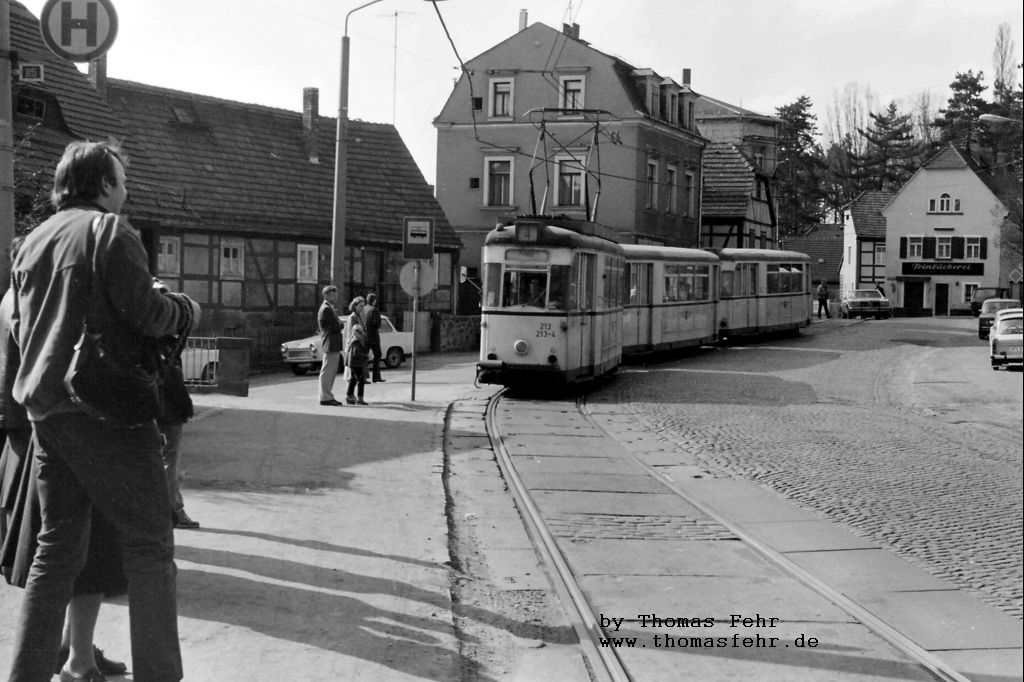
[39,0,119,63]
[399,261,436,297]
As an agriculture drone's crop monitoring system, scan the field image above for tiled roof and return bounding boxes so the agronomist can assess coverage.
[106,80,459,248]
[701,143,756,217]
[694,94,778,123]
[11,1,125,197]
[848,190,894,240]
[782,224,844,282]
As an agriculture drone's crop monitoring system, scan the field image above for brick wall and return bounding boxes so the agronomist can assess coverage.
[436,314,480,352]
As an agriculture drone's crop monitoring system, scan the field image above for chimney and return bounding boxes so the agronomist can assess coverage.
[682,68,691,87]
[562,22,580,40]
[88,56,107,98]
[519,9,527,31]
[302,87,320,164]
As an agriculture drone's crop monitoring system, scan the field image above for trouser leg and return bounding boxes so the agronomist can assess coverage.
[318,352,340,401]
[33,414,182,682]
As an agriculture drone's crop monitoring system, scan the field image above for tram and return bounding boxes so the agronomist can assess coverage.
[476,217,812,387]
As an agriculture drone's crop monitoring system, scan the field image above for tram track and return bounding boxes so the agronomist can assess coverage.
[484,387,974,682]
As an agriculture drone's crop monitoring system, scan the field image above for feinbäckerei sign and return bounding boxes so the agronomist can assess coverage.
[902,262,984,276]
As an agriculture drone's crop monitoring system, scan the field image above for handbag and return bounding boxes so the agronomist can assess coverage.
[63,215,163,426]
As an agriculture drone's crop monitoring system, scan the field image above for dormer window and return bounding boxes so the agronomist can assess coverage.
[171,105,196,124]
[15,94,47,119]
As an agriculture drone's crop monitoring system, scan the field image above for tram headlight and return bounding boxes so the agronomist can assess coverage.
[513,339,530,355]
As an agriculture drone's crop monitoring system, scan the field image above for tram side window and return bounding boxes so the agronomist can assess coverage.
[721,270,734,298]
[767,265,780,294]
[693,265,709,300]
[548,265,570,310]
[575,253,596,310]
[484,263,502,307]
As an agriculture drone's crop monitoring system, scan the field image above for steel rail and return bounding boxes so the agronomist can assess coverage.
[575,394,974,682]
[484,389,632,682]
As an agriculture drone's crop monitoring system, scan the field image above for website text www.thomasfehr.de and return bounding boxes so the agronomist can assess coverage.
[597,614,821,649]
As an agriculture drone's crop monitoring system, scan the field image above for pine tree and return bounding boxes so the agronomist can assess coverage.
[852,101,924,191]
[775,96,827,233]
[933,70,990,148]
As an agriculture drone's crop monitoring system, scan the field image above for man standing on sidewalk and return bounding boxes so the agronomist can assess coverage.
[9,140,199,682]
[363,293,385,383]
[318,285,344,406]
[816,281,831,319]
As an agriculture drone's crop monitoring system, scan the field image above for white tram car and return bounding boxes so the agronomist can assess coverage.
[476,218,812,387]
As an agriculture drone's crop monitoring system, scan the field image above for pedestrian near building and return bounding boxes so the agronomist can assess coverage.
[363,293,385,383]
[8,140,200,682]
[344,298,369,405]
[816,281,831,319]
[317,285,344,407]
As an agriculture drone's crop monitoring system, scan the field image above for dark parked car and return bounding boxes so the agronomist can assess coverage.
[978,298,1021,340]
[970,287,1008,316]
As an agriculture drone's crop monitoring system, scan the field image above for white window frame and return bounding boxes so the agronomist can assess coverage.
[936,236,952,260]
[488,78,513,119]
[554,155,585,208]
[666,164,678,214]
[157,236,180,276]
[965,236,981,259]
[220,237,244,279]
[874,243,886,266]
[908,236,923,258]
[560,76,585,113]
[963,282,979,304]
[484,156,514,207]
[297,244,318,283]
[645,160,658,210]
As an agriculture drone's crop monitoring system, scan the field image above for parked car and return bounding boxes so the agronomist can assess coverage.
[977,299,1021,340]
[280,315,413,375]
[970,287,1008,316]
[180,339,219,382]
[989,312,1023,370]
[840,289,892,319]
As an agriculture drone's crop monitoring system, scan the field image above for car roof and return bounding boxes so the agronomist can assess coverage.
[995,307,1023,317]
[982,298,1021,309]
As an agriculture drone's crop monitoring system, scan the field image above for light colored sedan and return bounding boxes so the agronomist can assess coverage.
[990,312,1023,370]
[280,315,413,375]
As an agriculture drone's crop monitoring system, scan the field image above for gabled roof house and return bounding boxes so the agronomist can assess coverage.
[700,142,776,248]
[839,190,895,298]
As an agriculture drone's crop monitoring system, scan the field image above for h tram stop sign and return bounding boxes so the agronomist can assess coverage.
[399,260,435,298]
[402,217,434,260]
[39,0,119,63]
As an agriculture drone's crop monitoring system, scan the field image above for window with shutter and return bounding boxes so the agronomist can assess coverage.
[951,237,964,259]
[922,237,936,259]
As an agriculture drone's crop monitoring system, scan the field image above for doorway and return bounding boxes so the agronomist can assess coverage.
[934,283,949,317]
[904,281,925,315]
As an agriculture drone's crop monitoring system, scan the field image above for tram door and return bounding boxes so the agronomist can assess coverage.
[572,253,597,375]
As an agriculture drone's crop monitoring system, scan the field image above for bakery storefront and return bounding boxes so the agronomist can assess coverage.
[895,261,985,316]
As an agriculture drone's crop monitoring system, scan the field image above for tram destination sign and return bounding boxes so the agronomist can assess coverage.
[902,262,983,276]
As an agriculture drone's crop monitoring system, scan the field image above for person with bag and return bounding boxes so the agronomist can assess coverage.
[156,325,199,530]
[317,285,344,406]
[363,293,385,383]
[344,298,370,405]
[8,140,200,682]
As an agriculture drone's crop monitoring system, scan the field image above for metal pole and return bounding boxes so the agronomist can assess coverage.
[331,0,384,302]
[411,260,419,401]
[0,0,16,293]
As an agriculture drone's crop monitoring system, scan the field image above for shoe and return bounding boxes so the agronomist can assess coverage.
[320,399,342,406]
[372,377,385,383]
[59,668,106,682]
[356,399,369,406]
[345,396,356,405]
[55,646,126,677]
[173,511,200,529]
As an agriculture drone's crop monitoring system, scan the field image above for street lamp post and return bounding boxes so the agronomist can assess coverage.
[331,0,385,301]
[979,113,1024,126]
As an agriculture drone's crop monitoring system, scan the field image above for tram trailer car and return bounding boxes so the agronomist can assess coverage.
[712,248,812,340]
[476,218,626,386]
[621,244,720,355]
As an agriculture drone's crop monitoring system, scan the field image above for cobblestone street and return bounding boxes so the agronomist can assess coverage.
[591,317,1023,620]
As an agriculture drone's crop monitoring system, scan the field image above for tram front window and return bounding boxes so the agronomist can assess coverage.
[499,268,569,309]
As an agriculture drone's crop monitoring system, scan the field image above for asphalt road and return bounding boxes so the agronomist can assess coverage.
[599,315,1023,620]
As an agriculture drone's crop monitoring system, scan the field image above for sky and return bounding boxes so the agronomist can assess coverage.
[19,0,1024,186]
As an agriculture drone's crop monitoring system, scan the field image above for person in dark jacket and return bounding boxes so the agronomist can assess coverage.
[363,293,385,383]
[9,140,199,682]
[317,285,344,406]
